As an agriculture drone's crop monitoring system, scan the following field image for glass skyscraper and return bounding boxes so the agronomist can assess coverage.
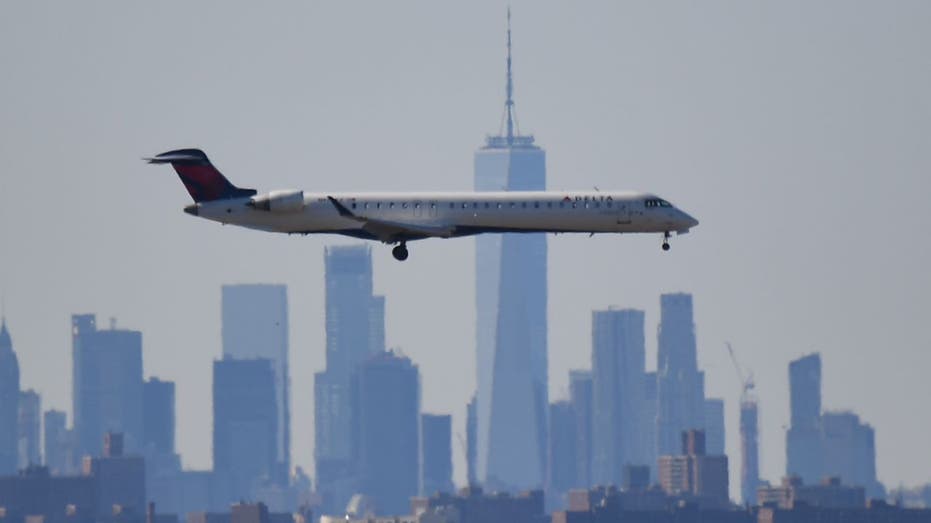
[474,11,547,490]
[71,314,143,457]
[591,309,649,486]
[656,294,706,458]
[221,283,290,483]
[315,245,386,512]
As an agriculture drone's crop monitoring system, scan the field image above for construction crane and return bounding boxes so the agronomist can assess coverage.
[726,342,755,403]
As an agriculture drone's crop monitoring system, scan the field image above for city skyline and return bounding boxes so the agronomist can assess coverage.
[1,1,930,503]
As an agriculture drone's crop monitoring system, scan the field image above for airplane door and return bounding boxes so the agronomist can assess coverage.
[616,202,632,224]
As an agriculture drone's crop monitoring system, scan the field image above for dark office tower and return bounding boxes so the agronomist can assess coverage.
[569,370,593,488]
[821,411,884,498]
[591,309,648,486]
[475,10,547,491]
[739,400,761,506]
[351,351,419,515]
[222,284,290,482]
[0,319,19,474]
[703,398,725,456]
[71,314,144,457]
[786,353,823,484]
[315,245,385,512]
[143,378,175,453]
[466,395,477,486]
[213,358,278,503]
[656,294,705,457]
[18,389,40,468]
[421,414,454,496]
[547,401,577,509]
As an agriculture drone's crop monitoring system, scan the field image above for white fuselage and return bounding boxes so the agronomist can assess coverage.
[188,190,698,242]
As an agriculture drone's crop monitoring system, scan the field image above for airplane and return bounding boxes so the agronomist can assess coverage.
[146,148,699,261]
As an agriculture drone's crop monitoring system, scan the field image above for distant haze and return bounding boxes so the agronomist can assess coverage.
[1,1,929,499]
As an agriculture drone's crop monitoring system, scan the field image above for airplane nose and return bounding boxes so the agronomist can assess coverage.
[681,210,698,228]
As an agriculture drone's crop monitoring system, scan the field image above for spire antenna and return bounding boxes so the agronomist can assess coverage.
[505,6,515,145]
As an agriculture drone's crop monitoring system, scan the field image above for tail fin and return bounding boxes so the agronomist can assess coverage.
[145,149,257,202]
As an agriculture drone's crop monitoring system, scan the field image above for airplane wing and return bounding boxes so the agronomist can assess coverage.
[327,196,454,242]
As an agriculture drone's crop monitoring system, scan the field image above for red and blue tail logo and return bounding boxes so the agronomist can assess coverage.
[146,149,256,202]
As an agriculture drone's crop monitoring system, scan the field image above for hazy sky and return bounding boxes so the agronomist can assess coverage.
[1,1,929,498]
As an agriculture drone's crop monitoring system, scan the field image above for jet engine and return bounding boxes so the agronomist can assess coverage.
[249,190,305,213]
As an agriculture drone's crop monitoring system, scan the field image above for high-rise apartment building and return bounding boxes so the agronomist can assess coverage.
[703,399,725,457]
[547,401,577,508]
[591,309,649,485]
[351,351,420,515]
[642,371,658,479]
[143,377,175,454]
[222,284,290,482]
[466,395,477,486]
[474,12,547,490]
[569,370,593,489]
[71,314,143,457]
[17,389,40,468]
[656,294,705,457]
[43,409,72,475]
[421,414,454,496]
[657,430,729,507]
[213,357,278,503]
[821,411,884,499]
[739,400,761,506]
[0,319,19,474]
[315,245,386,512]
[786,353,823,484]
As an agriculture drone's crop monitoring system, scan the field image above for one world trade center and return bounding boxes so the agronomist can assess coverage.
[474,9,547,490]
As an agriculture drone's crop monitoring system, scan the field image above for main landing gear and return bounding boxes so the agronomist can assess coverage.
[392,242,409,261]
[662,231,671,251]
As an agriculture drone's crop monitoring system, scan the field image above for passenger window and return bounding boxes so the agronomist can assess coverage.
[521,202,527,208]
[430,203,436,209]
[584,202,590,209]
[547,202,553,208]
[414,203,420,209]
[351,203,357,209]
[534,202,540,208]
[462,202,468,209]
[402,202,409,209]
[559,202,565,208]
[473,202,478,209]
[389,202,395,209]
[607,201,613,208]
[484,202,490,209]
[509,202,516,208]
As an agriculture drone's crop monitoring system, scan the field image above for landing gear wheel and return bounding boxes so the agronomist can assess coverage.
[662,242,670,251]
[662,231,671,251]
[392,243,409,261]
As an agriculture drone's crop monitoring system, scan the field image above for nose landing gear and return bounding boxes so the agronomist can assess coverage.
[661,231,671,251]
[392,242,409,261]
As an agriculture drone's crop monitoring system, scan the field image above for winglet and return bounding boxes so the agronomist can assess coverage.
[327,196,356,218]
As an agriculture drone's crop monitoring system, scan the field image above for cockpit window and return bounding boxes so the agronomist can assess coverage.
[645,198,672,208]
